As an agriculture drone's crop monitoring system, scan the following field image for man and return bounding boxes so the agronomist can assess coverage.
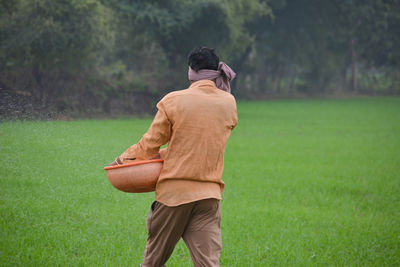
[112,47,238,266]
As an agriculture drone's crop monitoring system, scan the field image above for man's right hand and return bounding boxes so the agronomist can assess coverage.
[150,153,161,160]
[107,157,123,166]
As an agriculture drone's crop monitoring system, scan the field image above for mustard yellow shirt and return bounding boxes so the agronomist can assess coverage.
[120,80,238,206]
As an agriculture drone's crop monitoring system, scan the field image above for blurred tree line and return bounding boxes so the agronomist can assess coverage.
[1,0,399,118]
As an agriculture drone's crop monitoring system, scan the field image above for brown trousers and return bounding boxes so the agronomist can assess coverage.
[140,198,222,267]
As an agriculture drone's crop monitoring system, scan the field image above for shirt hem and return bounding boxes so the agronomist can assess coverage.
[155,195,222,207]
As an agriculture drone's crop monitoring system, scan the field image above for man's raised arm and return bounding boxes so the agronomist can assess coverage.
[118,102,171,163]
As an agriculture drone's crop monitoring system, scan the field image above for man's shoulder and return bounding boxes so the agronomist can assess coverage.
[214,89,237,106]
[163,88,190,99]
[223,90,237,101]
[157,88,189,108]
[160,87,198,103]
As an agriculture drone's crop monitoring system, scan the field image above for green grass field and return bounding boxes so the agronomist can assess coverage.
[1,97,400,266]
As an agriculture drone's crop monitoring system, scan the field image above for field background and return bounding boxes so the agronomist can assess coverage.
[1,97,399,266]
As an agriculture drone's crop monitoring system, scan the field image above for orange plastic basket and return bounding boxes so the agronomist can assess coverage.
[104,159,164,193]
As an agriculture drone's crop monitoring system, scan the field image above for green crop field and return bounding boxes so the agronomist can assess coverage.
[1,97,400,266]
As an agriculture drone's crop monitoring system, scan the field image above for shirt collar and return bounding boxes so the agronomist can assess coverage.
[189,80,216,89]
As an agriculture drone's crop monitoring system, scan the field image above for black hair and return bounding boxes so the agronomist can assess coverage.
[188,47,219,71]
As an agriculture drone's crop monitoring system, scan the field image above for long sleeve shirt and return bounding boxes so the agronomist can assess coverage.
[120,80,238,206]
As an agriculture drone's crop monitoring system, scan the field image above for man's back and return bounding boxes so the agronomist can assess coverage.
[156,80,238,206]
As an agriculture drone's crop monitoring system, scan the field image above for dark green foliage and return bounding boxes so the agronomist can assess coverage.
[0,0,399,118]
[0,0,110,69]
[0,0,113,117]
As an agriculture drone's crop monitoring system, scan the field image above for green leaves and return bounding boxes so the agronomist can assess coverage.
[1,0,399,119]
[0,0,112,70]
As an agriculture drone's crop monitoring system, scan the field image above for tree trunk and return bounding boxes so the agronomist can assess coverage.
[272,56,283,93]
[339,67,347,93]
[32,64,47,110]
[351,39,358,93]
[288,65,297,93]
[231,46,252,94]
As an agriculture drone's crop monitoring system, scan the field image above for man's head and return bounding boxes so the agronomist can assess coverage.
[188,47,219,71]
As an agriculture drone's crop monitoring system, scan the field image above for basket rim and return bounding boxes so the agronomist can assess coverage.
[104,159,164,171]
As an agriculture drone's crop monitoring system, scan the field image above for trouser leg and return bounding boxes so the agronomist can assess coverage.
[141,201,194,267]
[182,199,222,267]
